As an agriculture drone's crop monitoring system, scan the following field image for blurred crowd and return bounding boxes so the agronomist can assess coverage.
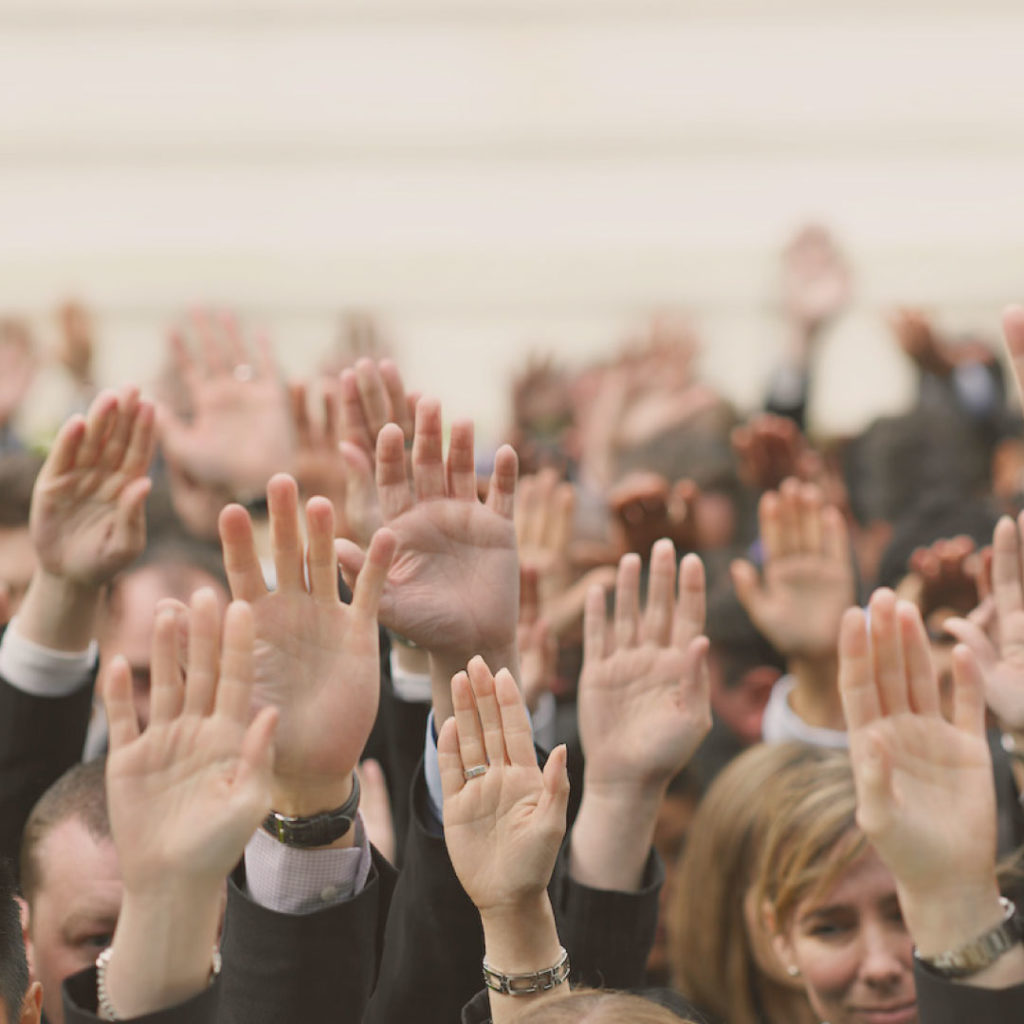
[0,226,1022,1024]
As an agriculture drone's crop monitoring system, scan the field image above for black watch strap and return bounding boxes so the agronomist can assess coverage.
[262,773,361,848]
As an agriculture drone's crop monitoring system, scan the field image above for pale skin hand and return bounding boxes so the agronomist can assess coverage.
[102,593,278,1018]
[288,378,347,523]
[0,321,36,427]
[838,590,1024,987]
[337,357,418,548]
[571,540,711,891]
[439,658,570,1024]
[335,398,520,723]
[780,224,851,341]
[945,515,1024,730]
[219,473,396,819]
[158,311,294,496]
[19,387,156,651]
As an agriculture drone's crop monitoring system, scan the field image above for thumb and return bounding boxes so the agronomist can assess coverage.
[538,744,570,836]
[730,559,765,619]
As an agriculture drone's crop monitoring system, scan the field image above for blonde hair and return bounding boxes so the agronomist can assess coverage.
[669,742,839,1024]
[755,753,866,935]
[510,990,692,1023]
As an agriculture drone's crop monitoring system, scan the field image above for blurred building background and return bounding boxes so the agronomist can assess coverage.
[1,0,1023,443]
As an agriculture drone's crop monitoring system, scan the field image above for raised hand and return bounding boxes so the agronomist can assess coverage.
[219,474,396,816]
[159,311,293,497]
[731,413,818,494]
[0,318,36,428]
[31,387,155,587]
[731,478,854,659]
[607,471,699,563]
[837,589,1013,963]
[945,516,1024,731]
[579,541,711,793]
[288,378,346,515]
[335,398,520,686]
[780,224,850,336]
[336,357,419,549]
[899,533,982,624]
[101,592,277,1017]
[439,657,569,915]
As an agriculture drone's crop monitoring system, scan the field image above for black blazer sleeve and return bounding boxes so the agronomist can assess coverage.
[0,634,96,875]
[914,962,1024,1024]
[217,847,397,1024]
[62,967,219,1024]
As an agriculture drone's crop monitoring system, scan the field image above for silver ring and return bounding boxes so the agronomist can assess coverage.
[463,764,488,781]
[233,363,255,382]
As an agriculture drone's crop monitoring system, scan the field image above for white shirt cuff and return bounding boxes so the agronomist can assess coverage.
[761,675,848,748]
[390,649,432,703]
[244,814,372,915]
[0,617,97,698]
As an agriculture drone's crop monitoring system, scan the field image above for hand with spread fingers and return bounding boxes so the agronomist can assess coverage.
[731,479,854,660]
[288,378,345,515]
[571,540,711,891]
[944,516,1024,731]
[837,589,1024,980]
[731,414,818,494]
[19,387,156,651]
[335,398,521,721]
[219,473,397,818]
[158,311,293,497]
[100,593,278,1018]
[439,658,570,1023]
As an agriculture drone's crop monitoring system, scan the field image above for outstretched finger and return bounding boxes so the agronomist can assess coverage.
[412,398,446,500]
[350,527,397,619]
[582,583,609,665]
[121,400,157,478]
[103,656,141,751]
[45,413,87,477]
[268,474,305,593]
[868,589,909,715]
[219,504,269,602]
[537,743,571,837]
[340,368,375,453]
[992,516,1024,618]
[485,445,518,520]
[183,589,223,716]
[467,656,507,766]
[451,670,488,775]
[446,420,477,501]
[305,497,340,603]
[355,358,390,437]
[215,600,256,724]
[838,606,881,730]
[642,538,676,646]
[613,553,641,649]
[897,600,940,717]
[672,554,706,649]
[495,668,537,767]
[951,644,988,739]
[97,387,139,473]
[77,391,119,467]
[376,424,413,521]
[380,359,414,436]
[437,715,467,803]
[148,605,185,725]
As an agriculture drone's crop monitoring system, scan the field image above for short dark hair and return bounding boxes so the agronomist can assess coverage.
[19,758,109,906]
[0,859,29,1018]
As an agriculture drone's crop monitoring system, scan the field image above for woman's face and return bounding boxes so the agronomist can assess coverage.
[773,848,917,1024]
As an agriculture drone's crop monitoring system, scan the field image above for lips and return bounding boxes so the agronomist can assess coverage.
[852,1001,917,1024]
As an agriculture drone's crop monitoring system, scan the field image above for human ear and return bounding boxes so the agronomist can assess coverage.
[763,902,802,988]
[18,981,42,1024]
[16,897,35,980]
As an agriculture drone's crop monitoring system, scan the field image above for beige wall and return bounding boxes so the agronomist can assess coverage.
[3,0,1023,443]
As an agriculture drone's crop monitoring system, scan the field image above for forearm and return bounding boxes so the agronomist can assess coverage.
[16,568,102,652]
[787,653,845,731]
[104,882,222,1018]
[479,895,568,1024]
[568,782,662,892]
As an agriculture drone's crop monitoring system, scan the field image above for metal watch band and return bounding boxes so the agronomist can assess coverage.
[482,947,570,996]
[262,772,361,848]
[915,898,1023,979]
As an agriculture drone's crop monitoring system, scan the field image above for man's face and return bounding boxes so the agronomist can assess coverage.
[25,818,121,1024]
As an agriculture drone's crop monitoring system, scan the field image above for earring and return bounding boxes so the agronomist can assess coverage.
[787,964,801,978]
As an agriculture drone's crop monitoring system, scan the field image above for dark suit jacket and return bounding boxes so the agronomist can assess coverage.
[0,635,97,877]
[62,968,219,1024]
[915,962,1024,1024]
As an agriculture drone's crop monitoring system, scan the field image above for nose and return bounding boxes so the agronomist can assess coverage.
[859,922,911,988]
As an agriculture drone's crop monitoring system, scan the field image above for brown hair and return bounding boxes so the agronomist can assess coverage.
[669,742,840,1024]
[754,753,865,936]
[509,991,692,1023]
[19,757,109,904]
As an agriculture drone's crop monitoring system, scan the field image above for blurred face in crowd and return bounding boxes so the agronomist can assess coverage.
[99,563,227,729]
[24,817,120,1024]
[773,847,916,1024]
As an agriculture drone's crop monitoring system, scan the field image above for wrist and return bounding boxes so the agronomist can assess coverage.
[429,644,521,723]
[479,892,561,972]
[788,655,845,731]
[269,772,358,849]
[17,568,102,651]
[898,879,1006,957]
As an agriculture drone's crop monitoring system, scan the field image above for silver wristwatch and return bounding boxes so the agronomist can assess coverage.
[914,898,1023,979]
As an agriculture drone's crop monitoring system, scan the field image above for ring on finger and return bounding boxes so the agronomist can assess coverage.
[463,764,488,781]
